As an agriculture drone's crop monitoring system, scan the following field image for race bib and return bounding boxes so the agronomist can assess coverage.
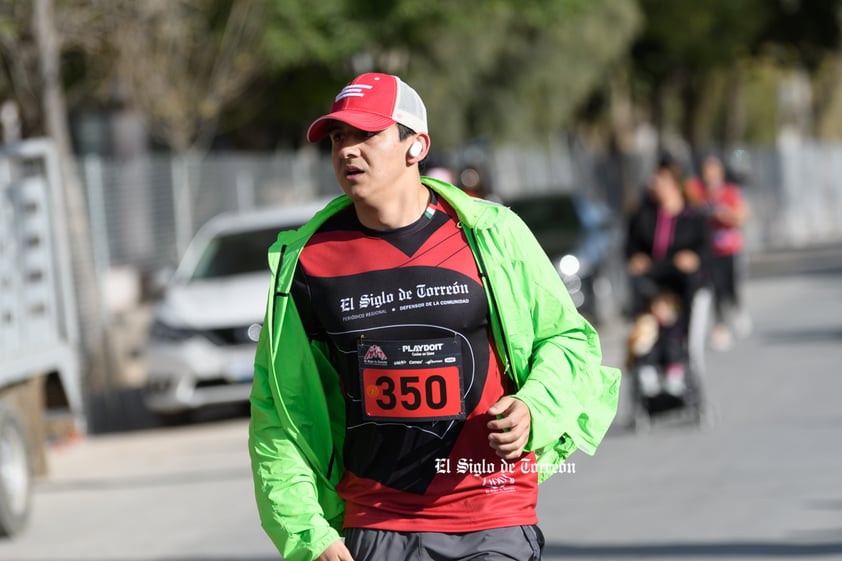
[357,338,465,422]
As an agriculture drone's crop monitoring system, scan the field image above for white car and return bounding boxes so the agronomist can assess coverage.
[143,200,330,422]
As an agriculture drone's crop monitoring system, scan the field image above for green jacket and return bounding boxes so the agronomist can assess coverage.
[249,178,621,561]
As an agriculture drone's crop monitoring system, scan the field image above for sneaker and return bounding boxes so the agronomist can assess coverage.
[664,363,686,396]
[710,324,734,351]
[637,365,661,397]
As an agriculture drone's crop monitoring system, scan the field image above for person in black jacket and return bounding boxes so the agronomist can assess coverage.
[626,158,711,315]
[625,157,711,396]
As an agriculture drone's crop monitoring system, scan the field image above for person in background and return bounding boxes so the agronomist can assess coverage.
[249,72,620,561]
[626,290,687,396]
[424,164,458,185]
[625,156,711,395]
[686,153,751,350]
[457,164,489,198]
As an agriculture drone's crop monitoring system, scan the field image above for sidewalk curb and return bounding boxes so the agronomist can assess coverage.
[747,242,842,277]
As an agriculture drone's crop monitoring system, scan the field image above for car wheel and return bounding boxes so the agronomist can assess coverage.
[0,402,32,537]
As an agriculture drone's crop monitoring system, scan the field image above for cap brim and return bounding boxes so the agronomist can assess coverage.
[306,110,397,143]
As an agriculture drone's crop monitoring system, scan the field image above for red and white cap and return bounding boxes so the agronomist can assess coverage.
[306,73,428,143]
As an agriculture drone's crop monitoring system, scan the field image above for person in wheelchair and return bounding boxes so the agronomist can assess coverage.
[625,156,712,398]
[627,290,686,396]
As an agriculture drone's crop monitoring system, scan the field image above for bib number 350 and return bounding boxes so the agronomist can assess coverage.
[362,368,462,420]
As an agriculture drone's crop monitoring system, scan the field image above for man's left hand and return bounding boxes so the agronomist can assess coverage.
[486,396,532,460]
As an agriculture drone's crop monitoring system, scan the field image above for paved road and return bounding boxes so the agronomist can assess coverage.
[1,249,840,561]
[538,256,842,560]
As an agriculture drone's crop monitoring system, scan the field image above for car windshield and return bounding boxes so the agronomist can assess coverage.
[508,195,583,256]
[189,227,283,281]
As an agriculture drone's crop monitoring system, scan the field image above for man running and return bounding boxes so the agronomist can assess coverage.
[249,72,620,561]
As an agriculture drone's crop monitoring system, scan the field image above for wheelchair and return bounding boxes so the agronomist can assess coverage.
[625,285,713,431]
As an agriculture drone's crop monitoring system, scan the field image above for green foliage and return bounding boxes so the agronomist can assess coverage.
[630,0,774,104]
[255,0,640,147]
[740,57,787,145]
[7,0,842,149]
[635,0,768,74]
[261,0,365,69]
[628,0,842,146]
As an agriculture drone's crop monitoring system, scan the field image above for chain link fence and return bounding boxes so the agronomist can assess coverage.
[79,149,335,276]
[78,140,842,298]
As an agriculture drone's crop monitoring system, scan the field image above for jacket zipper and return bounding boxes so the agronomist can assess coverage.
[271,245,288,322]
[268,244,288,361]
[273,245,289,297]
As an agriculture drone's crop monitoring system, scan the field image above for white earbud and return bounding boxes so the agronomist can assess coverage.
[408,141,423,158]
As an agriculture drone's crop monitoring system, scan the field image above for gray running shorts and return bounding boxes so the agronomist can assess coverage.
[344,525,544,561]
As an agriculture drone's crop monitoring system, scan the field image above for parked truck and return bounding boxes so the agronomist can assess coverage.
[0,139,86,537]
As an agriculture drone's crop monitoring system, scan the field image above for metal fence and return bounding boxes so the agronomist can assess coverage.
[79,148,332,275]
[79,140,842,284]
[66,139,842,398]
[713,141,842,251]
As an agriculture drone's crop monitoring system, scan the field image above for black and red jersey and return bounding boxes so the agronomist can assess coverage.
[292,191,538,532]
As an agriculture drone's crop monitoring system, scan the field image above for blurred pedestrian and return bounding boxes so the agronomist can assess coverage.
[627,157,711,316]
[686,154,751,350]
[248,72,620,561]
[626,290,686,396]
[423,164,457,184]
[457,164,488,198]
[625,156,711,395]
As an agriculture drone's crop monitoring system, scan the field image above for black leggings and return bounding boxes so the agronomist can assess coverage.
[711,254,739,323]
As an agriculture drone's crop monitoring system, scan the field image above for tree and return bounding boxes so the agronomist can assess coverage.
[627,0,842,151]
[409,0,642,145]
[107,0,264,152]
[0,1,46,136]
[243,0,641,148]
[629,0,770,150]
[32,0,110,429]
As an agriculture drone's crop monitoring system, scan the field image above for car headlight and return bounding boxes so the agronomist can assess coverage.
[558,254,581,277]
[247,323,262,342]
[148,319,196,342]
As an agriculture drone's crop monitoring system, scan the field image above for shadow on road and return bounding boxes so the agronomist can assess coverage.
[55,559,282,561]
[76,541,842,561]
[760,327,842,345]
[747,242,842,279]
[543,540,842,557]
[84,388,250,435]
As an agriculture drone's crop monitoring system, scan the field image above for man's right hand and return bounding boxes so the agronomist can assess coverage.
[316,539,355,561]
